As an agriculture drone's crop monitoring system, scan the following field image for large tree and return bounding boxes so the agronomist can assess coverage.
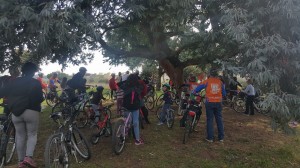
[221,0,300,132]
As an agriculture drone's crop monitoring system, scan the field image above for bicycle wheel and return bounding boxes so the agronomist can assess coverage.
[233,98,246,113]
[155,94,164,107]
[156,106,162,119]
[46,93,59,107]
[4,124,15,164]
[183,115,193,144]
[90,120,112,145]
[145,96,155,111]
[112,119,126,155]
[166,109,175,129]
[75,102,89,128]
[44,133,69,168]
[71,127,91,160]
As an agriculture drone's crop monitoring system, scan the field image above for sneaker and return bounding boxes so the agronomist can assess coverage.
[157,122,164,126]
[23,156,37,168]
[135,139,144,145]
[18,162,26,168]
[219,139,224,143]
[205,138,213,143]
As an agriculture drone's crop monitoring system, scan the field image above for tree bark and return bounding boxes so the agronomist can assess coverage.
[159,59,184,90]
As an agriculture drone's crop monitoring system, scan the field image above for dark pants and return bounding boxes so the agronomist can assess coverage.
[245,95,255,115]
[205,102,224,141]
[110,89,116,99]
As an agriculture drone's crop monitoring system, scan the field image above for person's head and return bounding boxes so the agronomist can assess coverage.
[111,73,115,78]
[162,83,170,91]
[79,67,87,76]
[9,66,20,77]
[247,79,253,84]
[118,72,122,76]
[127,74,139,87]
[38,73,43,78]
[21,62,39,77]
[135,70,139,76]
[96,86,104,93]
[233,77,237,81]
[52,72,58,78]
[209,68,218,77]
[126,71,129,74]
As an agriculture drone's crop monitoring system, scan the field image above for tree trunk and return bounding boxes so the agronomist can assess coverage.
[159,59,184,90]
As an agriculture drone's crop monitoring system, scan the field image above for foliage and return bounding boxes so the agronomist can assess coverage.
[221,0,300,132]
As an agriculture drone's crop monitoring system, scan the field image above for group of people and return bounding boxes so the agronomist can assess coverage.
[0,61,259,167]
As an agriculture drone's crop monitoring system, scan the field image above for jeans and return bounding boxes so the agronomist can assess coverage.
[205,102,224,141]
[124,110,140,141]
[159,104,171,122]
[91,104,100,122]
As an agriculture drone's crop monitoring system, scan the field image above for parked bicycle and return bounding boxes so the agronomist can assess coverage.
[182,94,202,144]
[89,103,113,144]
[45,89,60,107]
[44,105,91,167]
[223,90,246,113]
[0,104,15,168]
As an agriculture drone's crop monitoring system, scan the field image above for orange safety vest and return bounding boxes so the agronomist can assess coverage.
[203,78,223,103]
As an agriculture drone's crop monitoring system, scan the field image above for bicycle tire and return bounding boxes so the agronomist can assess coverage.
[145,96,155,111]
[112,119,126,155]
[75,101,89,128]
[46,93,59,107]
[166,109,175,129]
[183,115,193,144]
[4,124,15,164]
[155,94,164,107]
[44,133,69,168]
[233,98,246,113]
[71,127,91,160]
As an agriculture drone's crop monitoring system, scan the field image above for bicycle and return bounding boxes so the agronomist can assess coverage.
[223,91,246,113]
[144,95,155,111]
[46,88,61,107]
[182,95,202,144]
[112,109,136,155]
[155,91,177,107]
[0,104,15,168]
[44,106,91,167]
[89,103,113,144]
[156,105,175,129]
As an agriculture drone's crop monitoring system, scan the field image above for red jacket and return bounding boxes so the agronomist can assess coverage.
[138,80,147,98]
[37,77,47,89]
[109,78,117,90]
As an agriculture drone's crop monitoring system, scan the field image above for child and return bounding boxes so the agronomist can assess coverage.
[157,84,172,125]
[91,86,106,123]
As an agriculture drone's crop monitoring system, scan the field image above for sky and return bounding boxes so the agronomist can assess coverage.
[40,52,129,75]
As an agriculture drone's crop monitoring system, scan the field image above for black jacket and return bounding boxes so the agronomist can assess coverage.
[0,77,44,112]
[67,72,86,92]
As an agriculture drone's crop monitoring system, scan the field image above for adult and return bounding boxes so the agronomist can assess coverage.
[117,72,122,82]
[121,71,130,81]
[119,74,144,145]
[193,68,226,143]
[48,72,60,92]
[243,79,255,115]
[66,67,87,101]
[109,73,117,99]
[0,62,44,168]
[229,77,242,99]
[37,73,47,91]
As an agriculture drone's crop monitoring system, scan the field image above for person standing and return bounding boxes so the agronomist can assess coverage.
[37,73,47,91]
[0,62,44,168]
[193,68,226,143]
[243,79,255,115]
[109,73,117,99]
[121,71,130,82]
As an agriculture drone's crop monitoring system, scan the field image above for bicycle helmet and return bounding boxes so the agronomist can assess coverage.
[79,67,87,72]
[96,86,104,91]
[162,83,171,90]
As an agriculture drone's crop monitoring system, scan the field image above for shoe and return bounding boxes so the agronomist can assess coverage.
[23,156,37,168]
[157,122,164,126]
[205,138,213,143]
[219,139,224,143]
[18,162,26,168]
[135,139,144,145]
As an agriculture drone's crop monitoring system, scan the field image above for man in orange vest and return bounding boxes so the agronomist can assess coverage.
[193,68,226,143]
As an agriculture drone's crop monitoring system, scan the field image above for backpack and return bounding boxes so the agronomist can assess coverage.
[123,89,141,111]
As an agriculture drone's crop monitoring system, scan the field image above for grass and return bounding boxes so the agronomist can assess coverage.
[4,100,300,168]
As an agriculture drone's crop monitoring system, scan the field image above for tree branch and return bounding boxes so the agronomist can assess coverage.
[175,40,202,55]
